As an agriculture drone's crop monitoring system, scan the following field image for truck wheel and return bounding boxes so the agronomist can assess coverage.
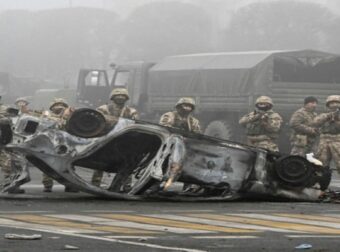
[204,120,233,140]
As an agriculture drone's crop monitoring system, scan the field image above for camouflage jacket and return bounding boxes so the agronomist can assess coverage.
[239,110,282,139]
[313,110,340,135]
[97,103,138,120]
[289,107,318,138]
[0,104,8,118]
[47,107,74,130]
[159,111,201,133]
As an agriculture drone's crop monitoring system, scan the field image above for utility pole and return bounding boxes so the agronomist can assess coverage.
[69,0,73,8]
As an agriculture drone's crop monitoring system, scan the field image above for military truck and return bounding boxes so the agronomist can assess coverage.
[30,88,76,110]
[76,50,340,151]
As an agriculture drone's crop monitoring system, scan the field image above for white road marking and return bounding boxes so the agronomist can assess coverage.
[286,235,340,238]
[191,235,258,239]
[237,210,278,213]
[0,217,105,234]
[231,214,340,229]
[326,214,340,217]
[161,210,215,213]
[46,214,212,234]
[21,185,64,189]
[145,214,301,233]
[0,219,207,252]
[64,233,208,252]
[104,236,155,239]
[0,211,54,214]
[82,210,135,213]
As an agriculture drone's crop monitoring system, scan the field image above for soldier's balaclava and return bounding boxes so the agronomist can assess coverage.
[177,103,194,117]
[51,105,67,115]
[256,103,272,112]
[112,95,128,106]
[327,101,340,111]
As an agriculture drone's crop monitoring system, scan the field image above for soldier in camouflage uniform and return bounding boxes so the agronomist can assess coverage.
[15,97,30,114]
[42,98,77,192]
[7,97,31,193]
[289,96,319,157]
[159,97,201,133]
[91,88,138,187]
[239,96,282,152]
[159,97,201,192]
[0,98,27,194]
[313,95,340,173]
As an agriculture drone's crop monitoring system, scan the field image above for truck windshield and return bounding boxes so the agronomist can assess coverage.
[85,71,107,87]
[112,71,130,87]
[273,56,340,83]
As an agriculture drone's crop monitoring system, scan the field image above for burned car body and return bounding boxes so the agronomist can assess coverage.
[1,109,331,201]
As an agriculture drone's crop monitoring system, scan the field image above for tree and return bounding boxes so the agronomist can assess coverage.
[0,8,119,84]
[224,1,337,51]
[118,1,213,61]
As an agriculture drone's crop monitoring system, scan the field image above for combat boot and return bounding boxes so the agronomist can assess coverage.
[8,187,25,194]
[43,187,52,193]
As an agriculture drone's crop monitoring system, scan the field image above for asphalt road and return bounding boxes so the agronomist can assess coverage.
[1,169,340,252]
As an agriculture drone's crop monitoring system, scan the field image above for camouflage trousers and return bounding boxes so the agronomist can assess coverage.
[0,150,11,183]
[290,140,316,157]
[91,170,103,187]
[246,136,279,152]
[42,173,54,189]
[315,134,340,173]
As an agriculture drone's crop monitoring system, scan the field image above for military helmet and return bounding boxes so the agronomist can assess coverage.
[255,96,273,106]
[49,98,69,110]
[110,87,129,100]
[326,95,340,107]
[15,97,29,106]
[175,97,196,109]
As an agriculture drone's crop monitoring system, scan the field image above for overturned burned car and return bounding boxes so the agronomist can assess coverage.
[1,108,331,201]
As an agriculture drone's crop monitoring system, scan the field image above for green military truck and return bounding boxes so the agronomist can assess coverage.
[76,50,340,152]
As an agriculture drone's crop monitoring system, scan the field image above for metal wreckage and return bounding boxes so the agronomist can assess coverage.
[0,108,332,201]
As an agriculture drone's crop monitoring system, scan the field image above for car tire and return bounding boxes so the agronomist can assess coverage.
[274,155,313,187]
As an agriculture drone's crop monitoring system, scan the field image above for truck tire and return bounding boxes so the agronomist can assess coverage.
[204,120,233,140]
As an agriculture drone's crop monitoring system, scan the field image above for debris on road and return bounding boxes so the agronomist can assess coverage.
[63,244,80,250]
[48,236,60,239]
[4,233,42,240]
[295,244,312,249]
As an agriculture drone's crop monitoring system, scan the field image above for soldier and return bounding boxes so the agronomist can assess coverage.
[91,88,138,187]
[0,98,25,193]
[289,96,319,156]
[159,97,201,133]
[159,97,201,192]
[239,96,282,152]
[313,95,340,173]
[42,98,77,192]
[15,97,30,114]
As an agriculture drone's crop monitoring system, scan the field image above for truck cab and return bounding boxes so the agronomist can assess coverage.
[76,62,154,112]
